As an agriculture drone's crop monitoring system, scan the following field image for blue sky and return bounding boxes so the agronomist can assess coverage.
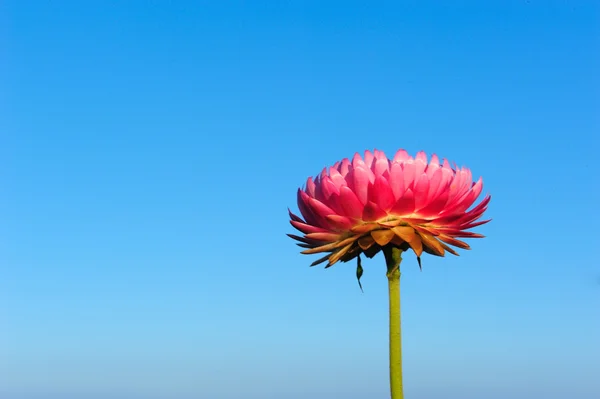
[1,1,599,398]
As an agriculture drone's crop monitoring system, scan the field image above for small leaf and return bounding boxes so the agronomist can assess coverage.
[356,255,364,292]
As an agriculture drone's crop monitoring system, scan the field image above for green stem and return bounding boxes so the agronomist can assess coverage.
[384,246,404,399]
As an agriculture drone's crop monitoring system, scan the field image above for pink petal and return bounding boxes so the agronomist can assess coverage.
[426,168,444,201]
[460,219,491,230]
[415,151,428,176]
[449,169,471,204]
[390,188,415,215]
[413,173,431,211]
[389,162,406,200]
[442,158,452,170]
[442,184,479,216]
[288,209,304,223]
[339,158,351,176]
[428,153,440,168]
[452,195,491,224]
[362,201,388,222]
[369,175,396,211]
[438,230,485,238]
[339,186,364,219]
[308,197,337,220]
[465,177,484,206]
[348,165,370,205]
[402,161,416,190]
[352,152,366,168]
[363,150,374,168]
[416,150,428,163]
[325,214,355,231]
[290,219,330,234]
[329,168,347,190]
[468,194,491,214]
[425,161,439,179]
[444,177,464,206]
[319,167,328,181]
[298,189,318,225]
[435,167,454,197]
[430,212,464,226]
[323,192,345,215]
[393,149,411,163]
[416,189,449,217]
[320,176,340,202]
[433,195,490,226]
[306,176,316,197]
[372,150,390,176]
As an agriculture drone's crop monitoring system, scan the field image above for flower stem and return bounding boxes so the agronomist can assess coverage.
[384,246,403,399]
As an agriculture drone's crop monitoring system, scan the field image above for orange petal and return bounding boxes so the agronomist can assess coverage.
[301,235,359,254]
[419,232,445,257]
[390,235,405,247]
[358,235,376,250]
[438,241,459,256]
[391,226,416,242]
[413,225,441,236]
[305,232,342,242]
[438,234,471,249]
[371,229,395,246]
[351,223,379,234]
[377,218,404,228]
[327,242,354,266]
[404,233,423,257]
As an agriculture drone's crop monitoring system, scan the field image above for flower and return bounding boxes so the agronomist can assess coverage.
[288,149,491,268]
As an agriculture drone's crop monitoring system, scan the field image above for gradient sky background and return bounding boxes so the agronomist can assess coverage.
[2,1,599,399]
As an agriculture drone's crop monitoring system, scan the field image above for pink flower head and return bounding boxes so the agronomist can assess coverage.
[288,149,491,268]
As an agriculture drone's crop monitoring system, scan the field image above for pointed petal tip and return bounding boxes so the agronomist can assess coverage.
[310,254,330,267]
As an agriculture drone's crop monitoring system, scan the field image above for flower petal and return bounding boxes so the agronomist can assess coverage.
[390,188,415,215]
[372,149,390,176]
[339,186,364,219]
[325,214,355,231]
[339,158,351,176]
[402,161,416,190]
[413,173,431,211]
[348,166,370,205]
[351,223,380,234]
[288,209,304,223]
[302,235,359,254]
[371,229,395,246]
[414,151,428,176]
[358,235,376,250]
[290,220,330,234]
[362,201,388,222]
[369,176,396,211]
[363,150,374,168]
[329,168,348,190]
[320,176,340,202]
[305,232,342,242]
[297,189,318,225]
[306,177,316,197]
[438,234,470,249]
[393,149,410,163]
[389,162,406,200]
[326,242,355,266]
[418,232,445,256]
[391,226,416,243]
[308,198,337,220]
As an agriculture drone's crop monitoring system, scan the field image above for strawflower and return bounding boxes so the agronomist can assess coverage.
[287,149,490,399]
